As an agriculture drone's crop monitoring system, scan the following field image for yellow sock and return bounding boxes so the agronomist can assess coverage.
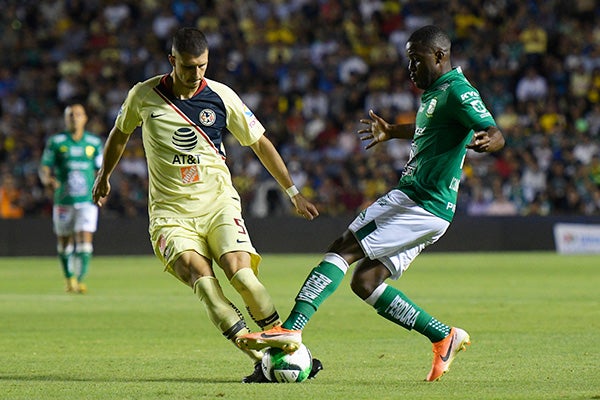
[193,276,262,362]
[230,268,281,330]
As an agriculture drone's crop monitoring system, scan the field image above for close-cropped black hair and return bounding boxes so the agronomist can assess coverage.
[171,27,209,56]
[408,25,451,51]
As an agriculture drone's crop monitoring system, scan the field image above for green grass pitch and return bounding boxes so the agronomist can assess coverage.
[1,252,598,399]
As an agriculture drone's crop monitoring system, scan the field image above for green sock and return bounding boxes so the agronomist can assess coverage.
[76,252,91,282]
[76,243,93,282]
[282,253,348,330]
[58,246,74,278]
[370,284,450,342]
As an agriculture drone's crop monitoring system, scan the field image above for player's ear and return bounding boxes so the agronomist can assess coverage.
[168,54,175,67]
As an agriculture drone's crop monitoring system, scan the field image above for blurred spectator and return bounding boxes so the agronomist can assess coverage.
[515,66,548,104]
[1,0,599,219]
[0,173,24,219]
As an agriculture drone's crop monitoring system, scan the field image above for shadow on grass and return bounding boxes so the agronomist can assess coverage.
[0,374,241,384]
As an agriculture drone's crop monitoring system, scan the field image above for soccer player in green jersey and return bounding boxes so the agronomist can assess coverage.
[91,28,321,383]
[40,103,104,294]
[237,25,506,382]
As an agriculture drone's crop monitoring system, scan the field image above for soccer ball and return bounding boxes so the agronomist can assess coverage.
[261,344,313,383]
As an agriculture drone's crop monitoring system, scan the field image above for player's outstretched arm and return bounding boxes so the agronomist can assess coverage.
[92,127,131,206]
[358,109,415,149]
[249,135,319,220]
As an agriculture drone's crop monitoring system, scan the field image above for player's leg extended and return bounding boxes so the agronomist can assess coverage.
[209,209,282,331]
[169,254,262,366]
[236,250,351,353]
[193,276,263,360]
[229,266,280,330]
[354,260,470,381]
[355,263,451,341]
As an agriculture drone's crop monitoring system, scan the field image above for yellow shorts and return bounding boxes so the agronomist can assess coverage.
[149,205,261,277]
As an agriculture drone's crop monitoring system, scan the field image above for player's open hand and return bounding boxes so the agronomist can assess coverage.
[358,110,392,149]
[291,194,319,220]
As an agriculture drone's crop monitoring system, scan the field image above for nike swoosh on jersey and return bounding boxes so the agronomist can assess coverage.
[440,335,455,362]
[150,112,165,118]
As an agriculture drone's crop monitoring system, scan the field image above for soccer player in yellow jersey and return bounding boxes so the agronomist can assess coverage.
[92,27,320,383]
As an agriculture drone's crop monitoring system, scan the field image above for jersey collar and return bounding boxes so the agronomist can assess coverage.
[159,74,207,99]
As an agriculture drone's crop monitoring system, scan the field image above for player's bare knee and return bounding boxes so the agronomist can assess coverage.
[350,276,376,300]
[328,231,364,264]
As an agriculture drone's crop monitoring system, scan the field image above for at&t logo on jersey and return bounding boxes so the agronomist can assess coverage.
[172,127,198,151]
[199,109,216,126]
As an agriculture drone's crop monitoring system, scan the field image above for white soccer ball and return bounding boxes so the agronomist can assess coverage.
[261,343,313,383]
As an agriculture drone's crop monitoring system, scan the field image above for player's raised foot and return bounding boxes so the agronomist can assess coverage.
[65,277,79,293]
[242,361,272,383]
[308,358,323,379]
[236,326,302,354]
[426,327,471,382]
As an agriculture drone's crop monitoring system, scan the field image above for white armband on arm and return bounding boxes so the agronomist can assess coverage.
[285,185,299,198]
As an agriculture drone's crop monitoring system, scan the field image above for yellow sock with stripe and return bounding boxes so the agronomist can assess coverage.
[230,268,280,330]
[193,276,262,362]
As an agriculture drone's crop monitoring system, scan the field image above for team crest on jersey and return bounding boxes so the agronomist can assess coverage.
[85,146,95,158]
[199,109,216,126]
[426,98,437,117]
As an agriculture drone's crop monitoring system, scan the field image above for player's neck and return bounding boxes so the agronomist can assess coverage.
[169,74,202,100]
[70,129,84,141]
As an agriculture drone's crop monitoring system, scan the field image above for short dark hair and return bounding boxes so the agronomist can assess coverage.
[171,27,208,56]
[408,25,451,51]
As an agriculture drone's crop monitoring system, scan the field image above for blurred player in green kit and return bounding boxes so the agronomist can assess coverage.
[40,103,104,294]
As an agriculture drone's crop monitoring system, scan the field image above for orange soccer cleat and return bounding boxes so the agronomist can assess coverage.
[236,325,302,354]
[426,327,471,381]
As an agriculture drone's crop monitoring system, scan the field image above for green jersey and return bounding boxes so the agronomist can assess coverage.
[398,67,496,222]
[41,131,104,205]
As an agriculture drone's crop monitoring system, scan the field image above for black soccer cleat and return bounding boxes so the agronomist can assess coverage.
[242,358,323,383]
[242,362,271,383]
[308,358,323,379]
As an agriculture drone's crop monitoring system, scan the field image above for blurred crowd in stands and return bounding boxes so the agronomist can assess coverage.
[1,0,600,219]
